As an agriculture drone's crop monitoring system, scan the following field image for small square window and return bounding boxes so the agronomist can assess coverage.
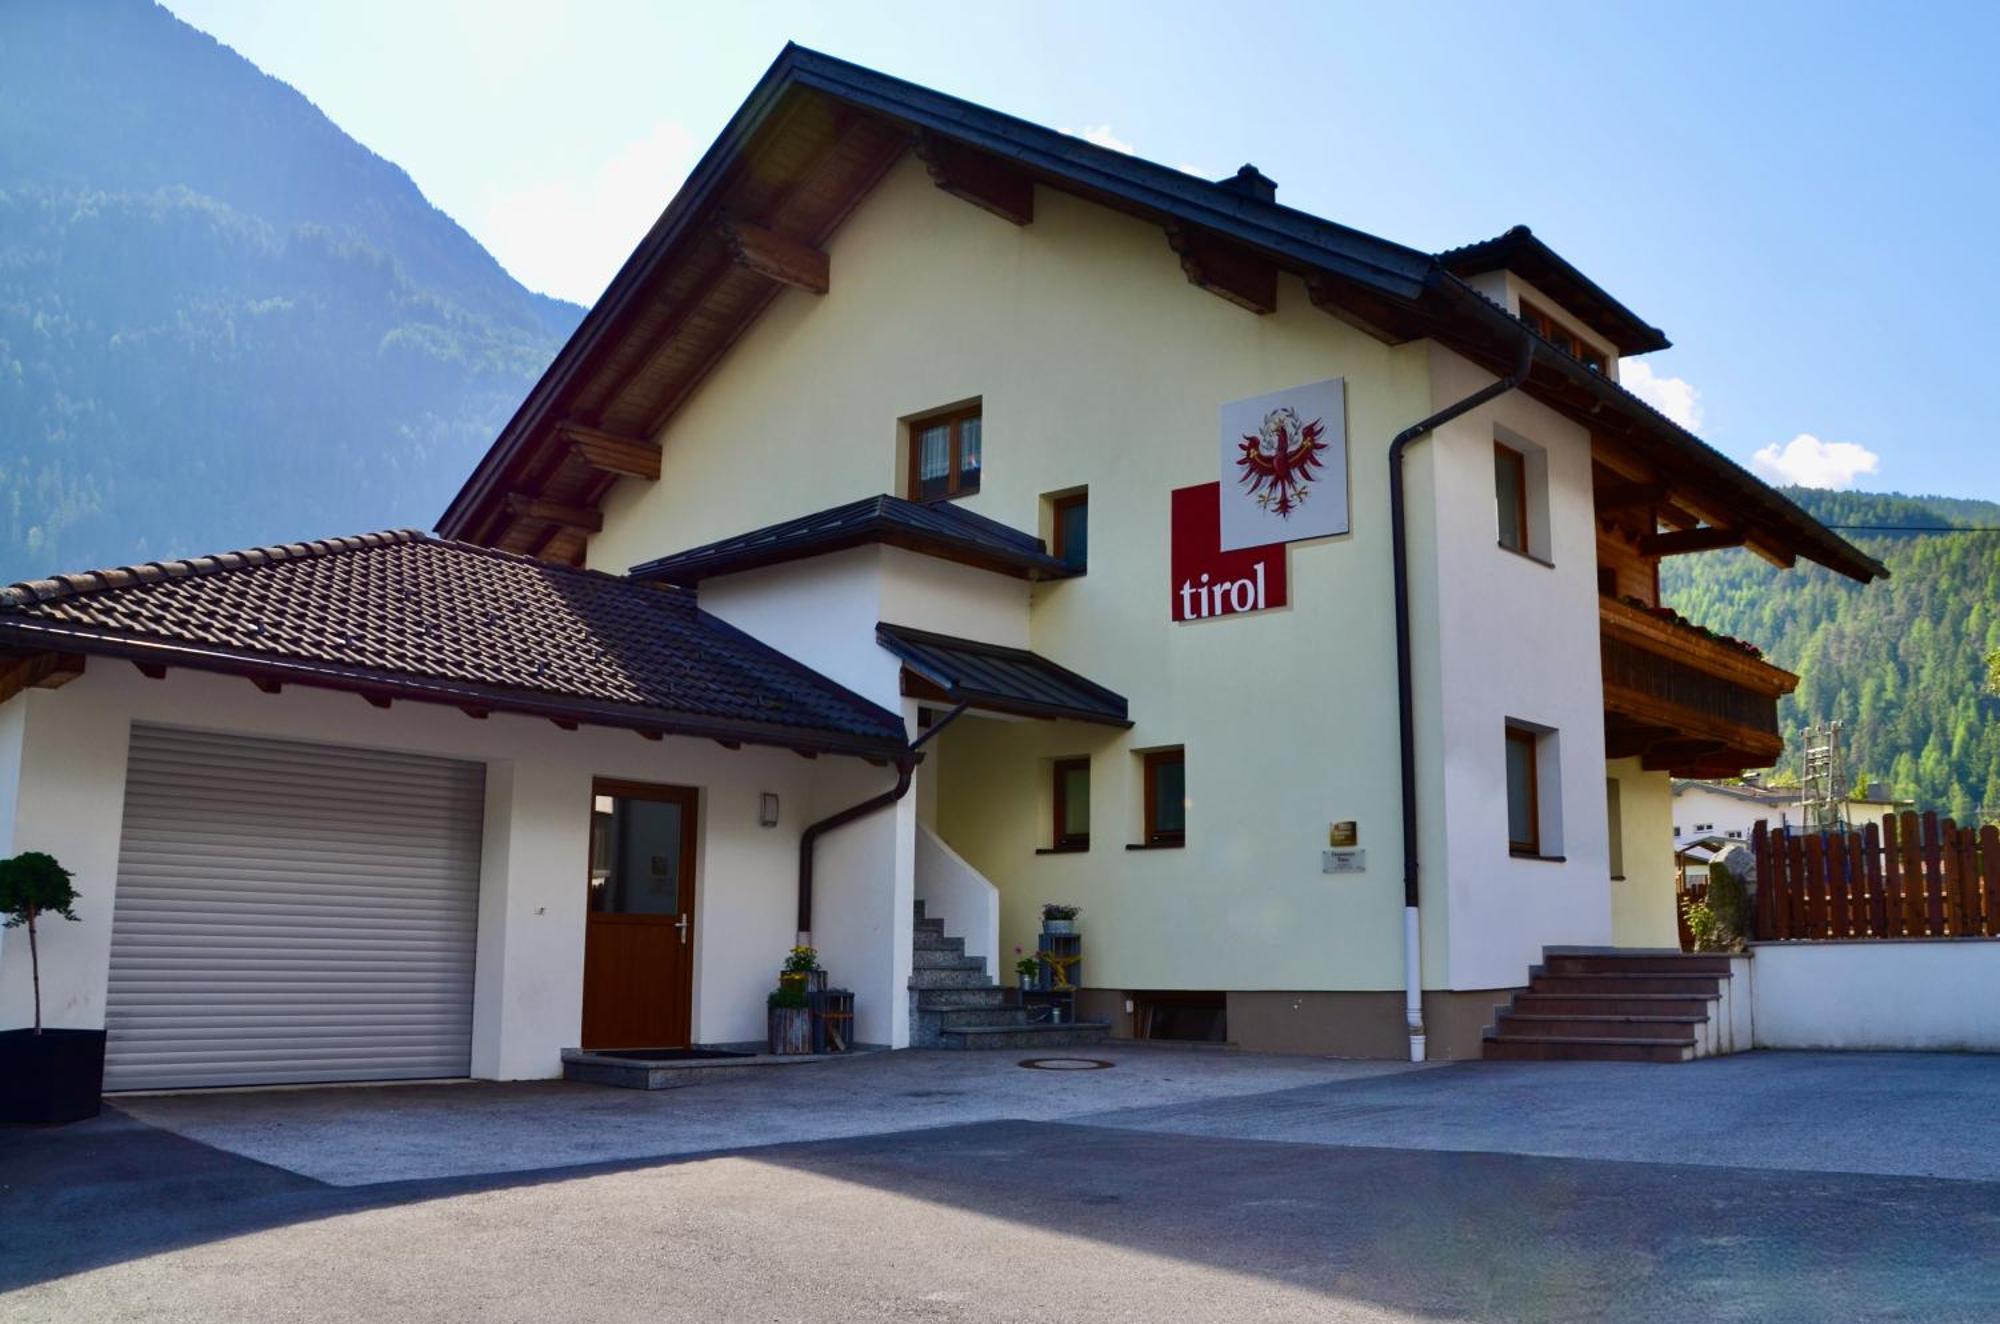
[1052,757,1090,851]
[909,404,981,502]
[1143,748,1186,848]
[1051,492,1088,572]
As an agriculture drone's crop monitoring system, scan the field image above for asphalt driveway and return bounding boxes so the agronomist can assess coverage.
[5,1049,2000,1322]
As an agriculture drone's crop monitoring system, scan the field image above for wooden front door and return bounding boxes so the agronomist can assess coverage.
[581,781,698,1049]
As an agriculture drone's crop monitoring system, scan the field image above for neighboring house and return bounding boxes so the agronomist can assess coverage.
[1672,778,1911,851]
[0,47,1885,1086]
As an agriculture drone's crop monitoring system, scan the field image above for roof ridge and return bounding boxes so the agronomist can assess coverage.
[0,529,427,611]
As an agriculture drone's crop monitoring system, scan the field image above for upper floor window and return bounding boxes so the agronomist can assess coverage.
[1494,443,1530,555]
[1141,748,1186,849]
[1518,300,1607,374]
[1051,491,1088,572]
[1051,757,1091,851]
[910,404,981,502]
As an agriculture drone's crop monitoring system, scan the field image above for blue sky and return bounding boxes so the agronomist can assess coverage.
[164,1,2000,500]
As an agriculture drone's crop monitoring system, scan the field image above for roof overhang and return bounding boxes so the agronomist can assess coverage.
[1439,225,1670,356]
[878,623,1129,727]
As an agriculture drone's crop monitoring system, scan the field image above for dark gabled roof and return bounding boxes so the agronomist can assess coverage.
[877,623,1129,727]
[632,495,1072,586]
[438,44,1883,586]
[0,530,906,759]
[1438,225,1670,356]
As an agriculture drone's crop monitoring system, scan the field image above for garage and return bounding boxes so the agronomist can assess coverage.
[102,725,486,1091]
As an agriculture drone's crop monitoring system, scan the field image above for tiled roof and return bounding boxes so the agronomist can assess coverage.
[0,530,907,758]
[632,495,1073,585]
[1437,224,1670,356]
[877,623,1129,727]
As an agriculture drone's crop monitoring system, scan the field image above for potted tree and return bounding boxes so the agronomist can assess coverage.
[1,851,104,1124]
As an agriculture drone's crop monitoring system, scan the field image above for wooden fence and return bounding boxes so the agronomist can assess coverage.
[1751,814,2000,941]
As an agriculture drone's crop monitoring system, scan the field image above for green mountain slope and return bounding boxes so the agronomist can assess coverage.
[1661,488,2000,820]
[0,0,582,579]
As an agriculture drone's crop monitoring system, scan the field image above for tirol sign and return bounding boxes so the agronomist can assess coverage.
[1171,483,1287,622]
[1219,377,1349,551]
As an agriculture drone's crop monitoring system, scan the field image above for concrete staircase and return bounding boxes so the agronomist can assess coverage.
[1483,949,1750,1063]
[909,900,1111,1050]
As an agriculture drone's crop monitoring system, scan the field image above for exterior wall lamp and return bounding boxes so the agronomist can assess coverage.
[759,793,781,828]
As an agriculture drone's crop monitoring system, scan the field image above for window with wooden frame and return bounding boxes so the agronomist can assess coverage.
[1505,725,1542,857]
[1051,757,1090,851]
[908,404,982,502]
[1518,300,1608,374]
[1494,442,1531,555]
[1141,748,1186,848]
[1051,491,1088,572]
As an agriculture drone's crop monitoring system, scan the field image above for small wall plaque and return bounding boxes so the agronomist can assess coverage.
[1322,848,1365,874]
[1329,821,1358,848]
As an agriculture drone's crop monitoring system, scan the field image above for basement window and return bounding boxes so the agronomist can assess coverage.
[1135,991,1227,1043]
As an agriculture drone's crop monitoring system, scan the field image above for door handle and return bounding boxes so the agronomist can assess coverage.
[676,913,690,945]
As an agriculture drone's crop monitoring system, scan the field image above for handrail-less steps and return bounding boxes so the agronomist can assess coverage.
[909,900,1111,1050]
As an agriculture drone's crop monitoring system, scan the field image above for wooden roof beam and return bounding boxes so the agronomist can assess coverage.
[915,133,1034,226]
[556,422,661,481]
[1165,223,1277,314]
[1639,526,1747,558]
[1594,481,1668,514]
[0,651,85,705]
[720,221,829,295]
[505,493,604,534]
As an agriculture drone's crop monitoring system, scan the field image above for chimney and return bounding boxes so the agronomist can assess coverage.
[1218,163,1277,204]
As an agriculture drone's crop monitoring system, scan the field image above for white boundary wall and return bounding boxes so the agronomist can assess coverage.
[1751,940,2000,1052]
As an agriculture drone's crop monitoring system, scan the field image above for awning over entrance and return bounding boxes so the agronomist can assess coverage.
[877,623,1129,727]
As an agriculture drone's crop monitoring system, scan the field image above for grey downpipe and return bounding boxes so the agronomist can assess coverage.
[796,702,969,941]
[1389,332,1535,1061]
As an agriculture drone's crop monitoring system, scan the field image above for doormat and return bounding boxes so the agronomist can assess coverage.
[592,1048,755,1062]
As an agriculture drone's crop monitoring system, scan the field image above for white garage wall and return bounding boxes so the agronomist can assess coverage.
[1751,940,2000,1052]
[0,661,901,1077]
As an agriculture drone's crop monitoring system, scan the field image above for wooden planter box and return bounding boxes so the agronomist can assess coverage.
[767,1006,814,1055]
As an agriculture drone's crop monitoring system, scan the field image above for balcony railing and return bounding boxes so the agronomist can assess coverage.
[1599,596,1798,776]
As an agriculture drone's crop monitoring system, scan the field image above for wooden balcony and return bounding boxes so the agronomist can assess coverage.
[1600,596,1798,777]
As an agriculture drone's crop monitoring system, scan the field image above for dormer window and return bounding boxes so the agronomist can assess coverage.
[1519,300,1607,374]
[909,404,982,502]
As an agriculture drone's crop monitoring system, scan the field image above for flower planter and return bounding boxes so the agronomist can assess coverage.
[0,1028,106,1125]
[767,1006,814,1055]
[1041,919,1076,937]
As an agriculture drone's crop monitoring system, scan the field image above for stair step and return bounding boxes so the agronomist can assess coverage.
[1531,973,1724,996]
[914,917,945,936]
[937,1006,1032,1029]
[1495,1013,1702,1041]
[938,1022,1112,1051]
[1544,953,1734,976]
[1512,993,1718,1018]
[913,931,964,954]
[912,949,985,971]
[1482,1035,1694,1063]
[915,986,1017,1009]
[909,967,998,990]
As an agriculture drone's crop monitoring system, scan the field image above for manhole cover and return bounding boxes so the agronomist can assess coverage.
[1017,1057,1115,1071]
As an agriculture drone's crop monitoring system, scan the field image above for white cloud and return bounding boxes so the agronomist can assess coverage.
[1620,360,1704,432]
[1751,434,1882,489]
[478,121,698,305]
[1064,124,1135,155]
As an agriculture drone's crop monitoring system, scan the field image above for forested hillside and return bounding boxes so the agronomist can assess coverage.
[0,1,583,580]
[1662,488,2000,820]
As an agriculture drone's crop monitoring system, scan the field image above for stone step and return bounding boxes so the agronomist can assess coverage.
[1511,992,1719,1018]
[937,1005,1033,1029]
[914,917,945,936]
[912,948,985,972]
[909,967,998,990]
[1482,1035,1694,1064]
[915,986,1018,1010]
[1495,1013,1703,1042]
[1530,972,1724,997]
[937,1022,1113,1051]
[1543,953,1734,976]
[913,931,963,954]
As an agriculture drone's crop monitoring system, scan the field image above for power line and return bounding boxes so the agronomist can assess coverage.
[1820,525,2000,533]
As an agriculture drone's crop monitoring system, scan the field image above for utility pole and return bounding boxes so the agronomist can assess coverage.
[1799,720,1848,833]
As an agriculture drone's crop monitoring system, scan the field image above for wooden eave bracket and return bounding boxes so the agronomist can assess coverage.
[0,651,85,705]
[1165,223,1277,314]
[505,493,604,534]
[555,422,661,482]
[719,220,829,295]
[1637,526,1747,558]
[914,133,1034,226]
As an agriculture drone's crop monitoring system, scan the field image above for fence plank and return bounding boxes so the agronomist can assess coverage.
[1941,819,1967,936]
[1752,821,1775,940]
[1981,825,2000,938]
[1840,829,1866,937]
[1788,831,1811,938]
[1827,828,1852,937]
[1921,812,1945,935]
[1861,823,1887,937]
[1802,831,1828,939]
[1900,811,1926,935]
[1883,815,1904,937]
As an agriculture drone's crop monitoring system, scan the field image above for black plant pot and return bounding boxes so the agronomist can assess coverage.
[0,1028,107,1124]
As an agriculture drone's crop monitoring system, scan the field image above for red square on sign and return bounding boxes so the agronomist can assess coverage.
[1170,482,1287,622]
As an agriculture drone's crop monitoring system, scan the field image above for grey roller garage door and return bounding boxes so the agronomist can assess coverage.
[103,725,486,1091]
